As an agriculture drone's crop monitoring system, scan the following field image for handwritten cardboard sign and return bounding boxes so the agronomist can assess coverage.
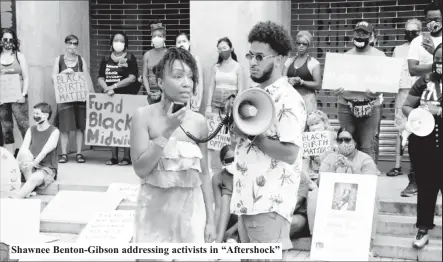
[0,74,21,103]
[85,94,148,147]
[322,52,403,93]
[76,210,135,243]
[0,147,21,194]
[206,112,231,151]
[302,131,334,157]
[106,183,139,203]
[53,72,89,103]
[310,172,377,261]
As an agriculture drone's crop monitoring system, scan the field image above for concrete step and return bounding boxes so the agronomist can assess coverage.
[373,235,442,261]
[377,214,442,239]
[379,199,442,217]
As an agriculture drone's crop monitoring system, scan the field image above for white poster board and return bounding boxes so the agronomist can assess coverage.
[106,183,139,202]
[0,147,21,194]
[322,52,403,93]
[76,210,135,243]
[310,172,377,261]
[302,131,334,157]
[0,199,41,244]
[206,112,231,150]
[0,74,22,103]
[85,94,148,148]
[53,72,89,103]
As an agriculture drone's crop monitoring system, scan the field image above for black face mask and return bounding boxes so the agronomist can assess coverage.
[33,116,45,124]
[353,37,370,49]
[405,30,419,42]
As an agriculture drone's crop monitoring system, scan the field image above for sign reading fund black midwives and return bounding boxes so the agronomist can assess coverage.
[303,131,333,156]
[85,94,148,147]
[53,73,89,103]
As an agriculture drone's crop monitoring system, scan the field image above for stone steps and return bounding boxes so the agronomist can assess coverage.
[377,214,442,239]
[373,235,442,261]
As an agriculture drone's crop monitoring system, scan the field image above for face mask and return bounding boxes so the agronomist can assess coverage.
[113,42,125,53]
[433,62,442,75]
[152,36,165,48]
[353,37,370,49]
[2,41,13,50]
[178,43,190,51]
[33,116,45,124]
[309,122,326,132]
[338,142,355,156]
[219,50,232,60]
[405,31,420,42]
[427,21,442,34]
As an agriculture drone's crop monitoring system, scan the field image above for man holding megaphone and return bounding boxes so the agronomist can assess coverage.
[226,21,307,259]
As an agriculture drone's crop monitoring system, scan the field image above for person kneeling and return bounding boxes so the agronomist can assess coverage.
[12,102,59,199]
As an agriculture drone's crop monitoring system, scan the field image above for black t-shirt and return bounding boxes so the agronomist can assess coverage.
[409,73,442,106]
[98,52,139,94]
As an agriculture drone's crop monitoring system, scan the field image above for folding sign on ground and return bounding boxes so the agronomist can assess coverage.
[106,183,139,203]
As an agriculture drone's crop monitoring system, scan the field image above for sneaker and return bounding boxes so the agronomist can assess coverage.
[401,173,418,197]
[387,167,403,177]
[412,229,429,249]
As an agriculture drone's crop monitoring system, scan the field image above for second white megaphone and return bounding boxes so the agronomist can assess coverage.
[405,107,435,137]
[232,88,276,136]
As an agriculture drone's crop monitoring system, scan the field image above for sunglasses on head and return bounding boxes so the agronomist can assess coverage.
[66,41,79,46]
[337,137,352,143]
[223,157,234,164]
[245,53,276,62]
[2,38,13,43]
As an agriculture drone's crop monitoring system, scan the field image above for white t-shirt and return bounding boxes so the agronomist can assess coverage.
[407,34,442,82]
[393,43,414,90]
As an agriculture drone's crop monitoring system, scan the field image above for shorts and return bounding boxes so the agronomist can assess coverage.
[394,89,410,131]
[33,166,56,190]
[54,102,86,132]
[238,212,293,250]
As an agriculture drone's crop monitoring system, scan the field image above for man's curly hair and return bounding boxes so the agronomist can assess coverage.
[248,21,292,56]
[155,47,198,95]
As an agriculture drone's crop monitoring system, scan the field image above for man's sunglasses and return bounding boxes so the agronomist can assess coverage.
[2,38,13,43]
[245,53,276,62]
[223,157,235,165]
[405,30,419,34]
[66,41,79,46]
[336,137,352,143]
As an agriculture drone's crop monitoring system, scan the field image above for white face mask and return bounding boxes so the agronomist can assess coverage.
[177,42,190,51]
[113,42,125,52]
[152,36,165,48]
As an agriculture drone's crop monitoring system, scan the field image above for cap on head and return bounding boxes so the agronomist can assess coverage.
[354,21,374,33]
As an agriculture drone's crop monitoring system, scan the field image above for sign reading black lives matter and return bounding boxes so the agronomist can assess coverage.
[303,131,334,157]
[85,94,148,147]
[53,72,89,103]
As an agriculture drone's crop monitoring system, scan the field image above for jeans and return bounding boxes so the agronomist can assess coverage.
[338,103,380,162]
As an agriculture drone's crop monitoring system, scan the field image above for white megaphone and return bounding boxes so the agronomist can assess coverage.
[232,88,276,136]
[405,107,435,137]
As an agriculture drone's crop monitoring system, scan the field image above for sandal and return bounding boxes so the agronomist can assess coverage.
[118,158,132,166]
[387,167,403,177]
[76,154,86,163]
[106,158,118,165]
[59,154,68,163]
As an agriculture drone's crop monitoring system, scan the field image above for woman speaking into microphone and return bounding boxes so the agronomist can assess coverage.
[402,43,442,249]
[130,47,216,244]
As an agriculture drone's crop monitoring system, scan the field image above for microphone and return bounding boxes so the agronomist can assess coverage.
[238,102,258,119]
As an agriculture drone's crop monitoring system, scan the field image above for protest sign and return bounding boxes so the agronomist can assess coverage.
[85,94,148,147]
[302,131,334,157]
[76,210,135,243]
[0,74,21,103]
[0,198,41,243]
[53,72,90,103]
[310,172,377,261]
[322,52,403,93]
[206,112,230,150]
[0,147,21,194]
[106,183,139,202]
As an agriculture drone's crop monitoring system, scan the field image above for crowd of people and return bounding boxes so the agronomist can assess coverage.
[0,1,442,259]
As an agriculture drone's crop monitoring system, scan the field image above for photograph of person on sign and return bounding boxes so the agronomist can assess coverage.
[331,183,358,212]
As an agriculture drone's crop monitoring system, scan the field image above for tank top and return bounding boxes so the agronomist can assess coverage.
[212,64,239,108]
[30,125,58,174]
[0,52,23,92]
[287,56,317,113]
[58,54,83,73]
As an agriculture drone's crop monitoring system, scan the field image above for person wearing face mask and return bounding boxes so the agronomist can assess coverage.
[306,128,378,252]
[204,37,245,178]
[176,33,204,112]
[0,28,30,155]
[130,47,216,244]
[334,21,386,166]
[283,31,322,114]
[51,35,94,164]
[402,43,442,249]
[10,103,60,199]
[142,22,167,105]
[386,19,422,196]
[98,31,139,166]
